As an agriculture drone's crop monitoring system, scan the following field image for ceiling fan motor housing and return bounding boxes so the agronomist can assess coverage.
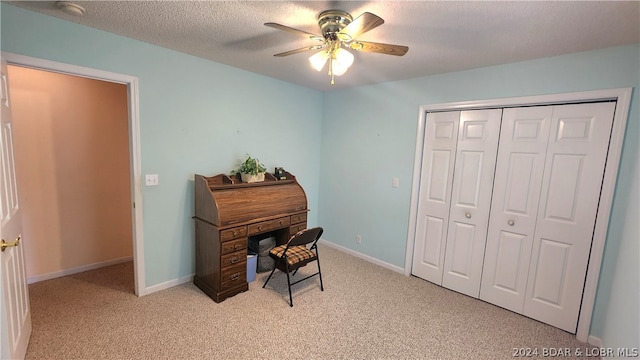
[318,10,353,40]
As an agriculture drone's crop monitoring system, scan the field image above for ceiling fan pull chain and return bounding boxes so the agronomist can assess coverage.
[329,57,335,85]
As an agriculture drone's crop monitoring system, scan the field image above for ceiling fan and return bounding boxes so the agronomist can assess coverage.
[265,10,409,85]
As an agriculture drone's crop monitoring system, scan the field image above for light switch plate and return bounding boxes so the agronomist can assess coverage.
[392,177,399,188]
[145,174,159,186]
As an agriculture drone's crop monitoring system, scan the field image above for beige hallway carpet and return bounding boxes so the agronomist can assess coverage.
[25,244,591,359]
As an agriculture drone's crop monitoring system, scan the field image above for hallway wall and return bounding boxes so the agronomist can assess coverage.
[8,65,133,280]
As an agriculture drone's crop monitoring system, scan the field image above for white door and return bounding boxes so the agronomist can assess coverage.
[441,109,501,297]
[0,58,31,360]
[480,106,553,312]
[411,111,460,284]
[523,102,615,333]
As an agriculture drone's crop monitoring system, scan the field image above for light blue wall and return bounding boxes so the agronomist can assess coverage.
[599,145,639,350]
[3,2,638,345]
[0,4,323,287]
[318,44,639,343]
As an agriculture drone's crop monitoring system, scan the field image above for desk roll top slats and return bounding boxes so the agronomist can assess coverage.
[194,172,308,302]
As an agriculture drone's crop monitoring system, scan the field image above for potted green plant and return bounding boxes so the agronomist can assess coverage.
[231,154,267,183]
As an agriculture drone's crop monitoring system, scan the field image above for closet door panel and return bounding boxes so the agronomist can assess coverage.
[412,112,460,284]
[480,107,552,312]
[419,216,446,269]
[442,109,501,297]
[447,221,475,277]
[491,231,528,290]
[523,102,615,333]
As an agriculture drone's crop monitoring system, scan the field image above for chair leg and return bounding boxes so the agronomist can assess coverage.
[285,266,293,307]
[316,252,324,291]
[262,265,278,288]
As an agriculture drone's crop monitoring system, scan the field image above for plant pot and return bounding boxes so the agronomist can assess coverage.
[241,172,265,183]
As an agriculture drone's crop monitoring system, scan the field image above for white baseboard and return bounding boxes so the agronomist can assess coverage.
[28,256,133,284]
[319,239,405,274]
[144,273,194,295]
[587,335,602,347]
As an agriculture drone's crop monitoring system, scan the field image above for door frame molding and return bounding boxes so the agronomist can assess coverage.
[405,88,632,343]
[2,52,146,297]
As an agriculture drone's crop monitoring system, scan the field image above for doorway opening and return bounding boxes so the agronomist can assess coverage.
[3,52,145,296]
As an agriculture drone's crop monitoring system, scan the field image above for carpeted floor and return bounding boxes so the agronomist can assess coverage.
[25,243,593,359]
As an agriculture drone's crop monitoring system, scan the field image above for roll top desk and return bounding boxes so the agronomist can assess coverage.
[193,172,308,302]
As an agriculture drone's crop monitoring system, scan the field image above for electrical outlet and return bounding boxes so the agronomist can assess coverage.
[145,174,159,186]
[392,177,399,188]
[356,235,362,244]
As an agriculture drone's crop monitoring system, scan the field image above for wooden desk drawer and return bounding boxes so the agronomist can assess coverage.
[290,213,307,224]
[220,226,247,242]
[221,249,246,268]
[248,217,290,235]
[290,223,306,235]
[221,262,246,290]
[221,238,246,255]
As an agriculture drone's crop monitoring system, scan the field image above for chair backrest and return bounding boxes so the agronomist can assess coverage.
[288,227,323,248]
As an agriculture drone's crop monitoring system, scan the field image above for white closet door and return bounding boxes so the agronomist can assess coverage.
[441,109,501,297]
[480,106,552,312]
[412,111,460,284]
[523,102,615,333]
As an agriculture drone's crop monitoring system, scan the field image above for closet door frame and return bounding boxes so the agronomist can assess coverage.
[405,88,632,343]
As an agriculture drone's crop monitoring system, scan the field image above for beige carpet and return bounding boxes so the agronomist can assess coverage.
[25,244,593,359]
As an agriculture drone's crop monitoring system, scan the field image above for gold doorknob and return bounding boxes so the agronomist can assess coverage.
[1,236,20,252]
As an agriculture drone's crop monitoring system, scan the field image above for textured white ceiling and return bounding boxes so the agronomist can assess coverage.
[6,1,640,91]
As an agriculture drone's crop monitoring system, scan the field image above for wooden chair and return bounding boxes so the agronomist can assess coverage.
[262,227,324,306]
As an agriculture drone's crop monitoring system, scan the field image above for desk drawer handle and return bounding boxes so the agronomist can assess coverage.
[232,231,238,236]
[234,244,243,250]
[230,273,240,281]
[229,256,239,264]
[257,225,263,230]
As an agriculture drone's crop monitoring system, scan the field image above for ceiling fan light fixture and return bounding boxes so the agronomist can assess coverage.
[309,51,329,71]
[331,48,354,76]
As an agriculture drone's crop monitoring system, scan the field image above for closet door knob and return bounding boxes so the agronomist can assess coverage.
[508,220,515,226]
[1,236,20,252]
[465,212,471,219]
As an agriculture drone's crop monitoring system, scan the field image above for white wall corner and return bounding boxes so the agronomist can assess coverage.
[587,335,602,348]
[144,273,194,295]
